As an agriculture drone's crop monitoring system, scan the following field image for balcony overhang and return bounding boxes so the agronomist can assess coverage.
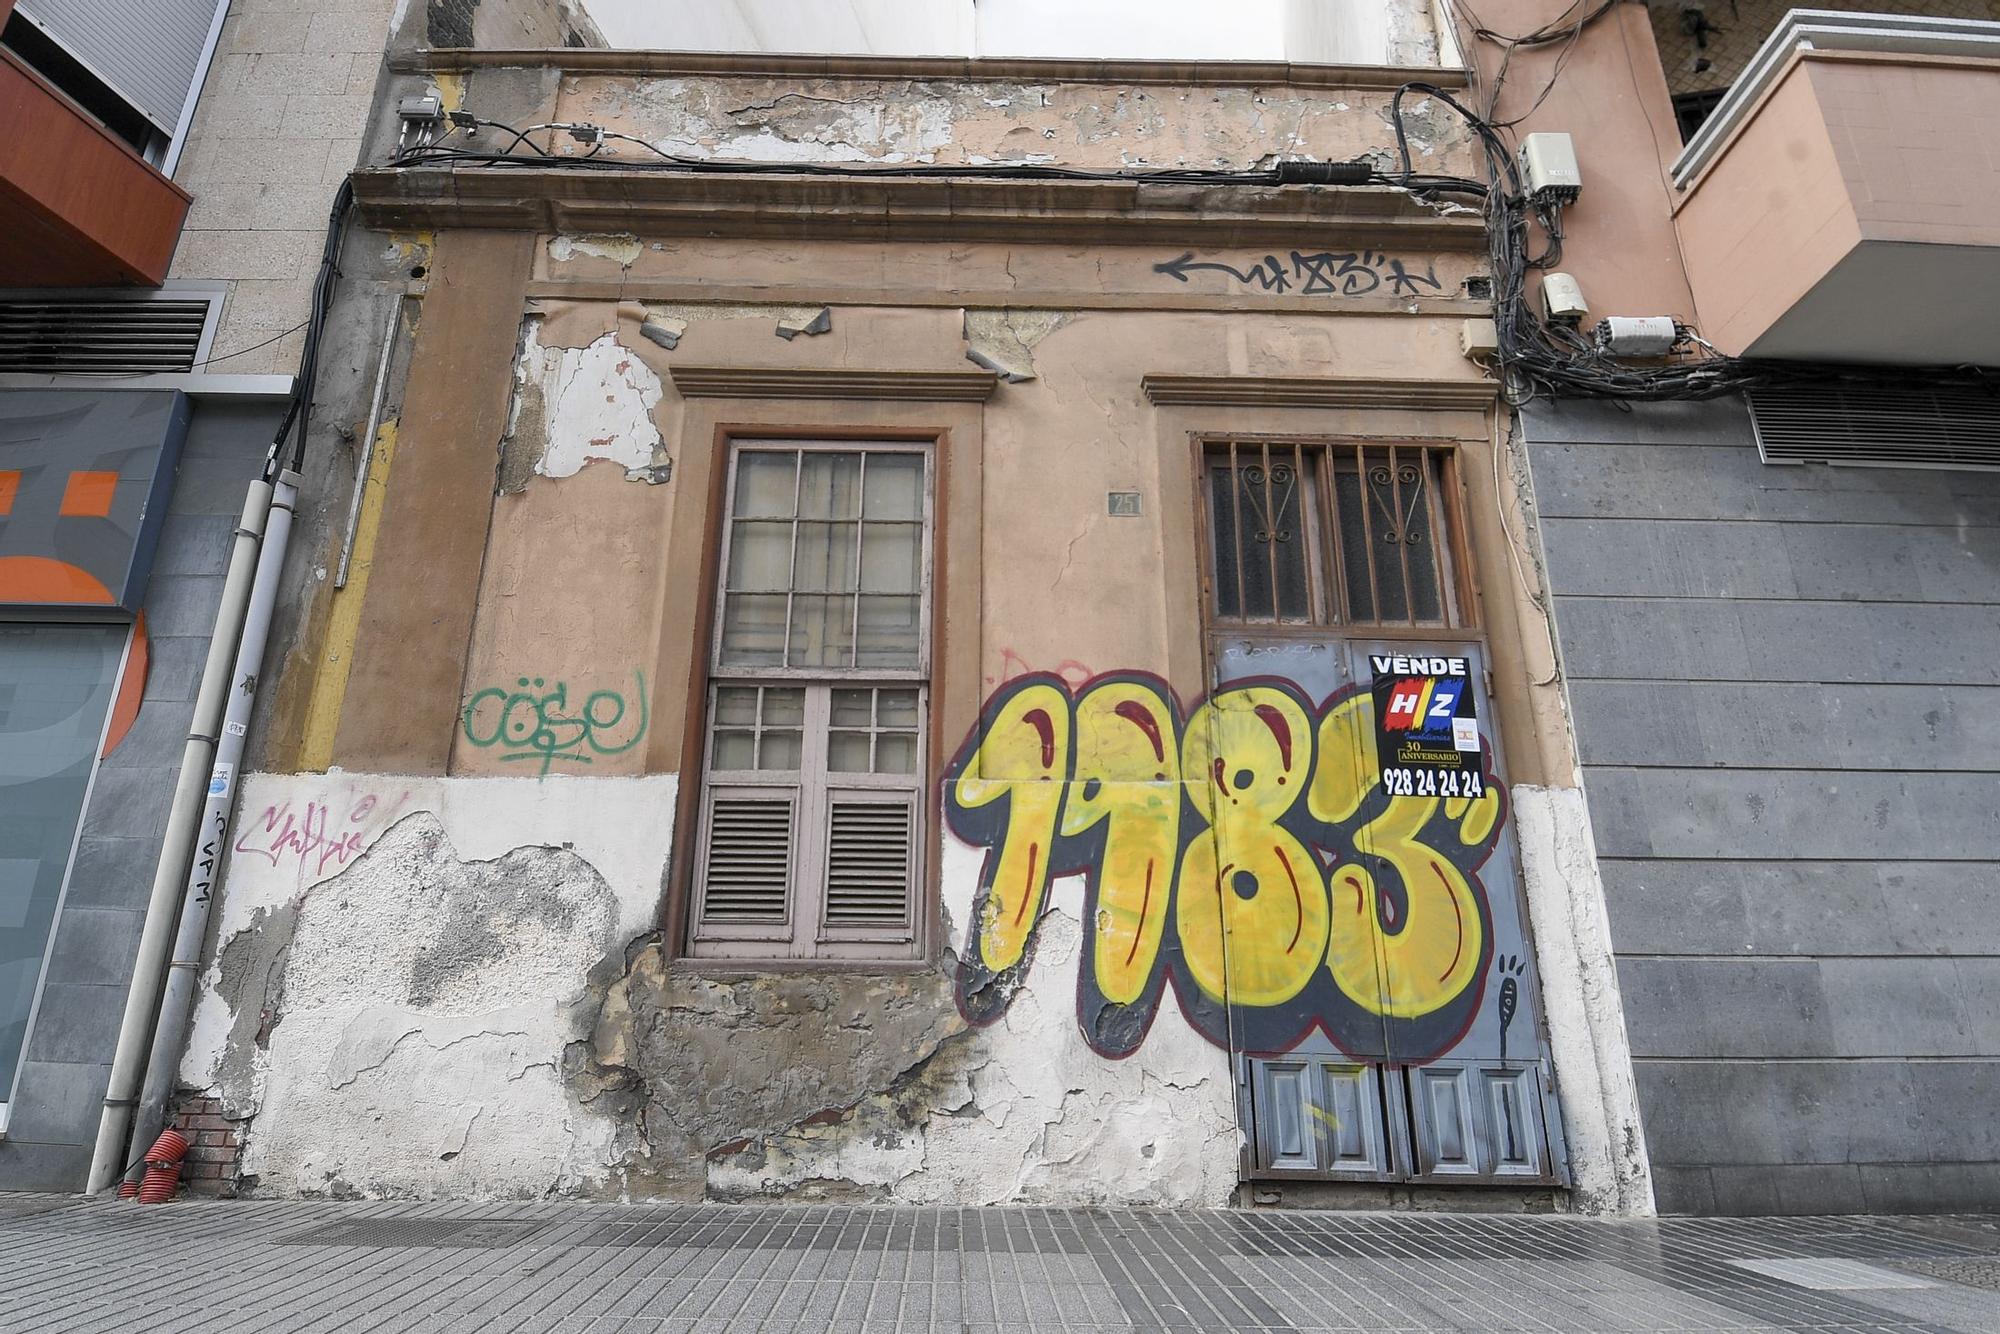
[0,50,190,287]
[1669,11,2000,366]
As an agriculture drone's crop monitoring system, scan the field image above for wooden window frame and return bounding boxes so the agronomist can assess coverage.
[689,439,935,962]
[1196,435,1481,641]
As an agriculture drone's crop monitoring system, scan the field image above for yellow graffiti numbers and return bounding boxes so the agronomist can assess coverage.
[1315,693,1491,1020]
[1062,680,1181,1005]
[953,680,1070,974]
[1178,689,1327,1008]
[947,672,1504,1059]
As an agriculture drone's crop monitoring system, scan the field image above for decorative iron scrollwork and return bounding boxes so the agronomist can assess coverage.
[1242,462,1296,544]
[1367,461,1425,545]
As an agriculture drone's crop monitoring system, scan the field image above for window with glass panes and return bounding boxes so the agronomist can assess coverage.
[1202,440,1472,629]
[691,443,932,959]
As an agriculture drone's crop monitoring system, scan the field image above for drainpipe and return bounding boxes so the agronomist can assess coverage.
[85,478,275,1196]
[128,469,303,1167]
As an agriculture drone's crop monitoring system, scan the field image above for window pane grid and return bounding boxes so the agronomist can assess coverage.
[719,446,927,673]
[1206,440,1463,630]
[698,442,932,962]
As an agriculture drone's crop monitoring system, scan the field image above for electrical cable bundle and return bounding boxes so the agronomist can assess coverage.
[383,78,1995,405]
[269,178,355,477]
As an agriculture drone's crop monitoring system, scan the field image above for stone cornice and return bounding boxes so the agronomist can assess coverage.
[1140,374,1499,408]
[392,47,1469,91]
[669,366,1000,401]
[348,167,1487,251]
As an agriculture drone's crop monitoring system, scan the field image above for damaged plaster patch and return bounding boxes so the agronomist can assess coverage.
[505,323,668,487]
[225,815,633,1197]
[775,307,832,340]
[548,233,644,266]
[963,309,1070,383]
[181,772,678,1199]
[576,843,1239,1207]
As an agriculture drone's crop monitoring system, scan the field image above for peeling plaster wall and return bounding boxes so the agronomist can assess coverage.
[598,836,1238,1206]
[180,772,675,1198]
[183,774,1239,1202]
[551,75,1476,175]
[507,322,669,484]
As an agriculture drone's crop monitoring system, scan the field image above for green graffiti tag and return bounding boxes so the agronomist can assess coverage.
[460,670,649,776]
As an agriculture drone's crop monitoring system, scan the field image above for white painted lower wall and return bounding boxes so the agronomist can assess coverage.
[180,772,678,1198]
[1512,783,1656,1216]
[181,772,1239,1203]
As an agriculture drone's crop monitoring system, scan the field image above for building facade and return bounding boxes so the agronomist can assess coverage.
[8,0,1994,1215]
[166,0,1659,1210]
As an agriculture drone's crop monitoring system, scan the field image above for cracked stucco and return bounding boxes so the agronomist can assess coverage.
[1513,784,1657,1216]
[502,323,669,490]
[963,309,1069,382]
[554,76,1475,175]
[576,837,1237,1206]
[181,772,677,1198]
[185,775,1238,1204]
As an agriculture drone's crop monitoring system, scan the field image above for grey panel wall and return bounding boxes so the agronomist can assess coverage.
[0,396,273,1192]
[1523,397,2000,1216]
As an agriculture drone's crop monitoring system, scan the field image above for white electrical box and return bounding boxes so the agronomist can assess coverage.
[1594,316,1679,357]
[1460,318,1499,359]
[1520,132,1581,204]
[1542,273,1588,324]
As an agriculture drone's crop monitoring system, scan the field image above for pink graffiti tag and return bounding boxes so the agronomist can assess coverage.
[231,791,412,878]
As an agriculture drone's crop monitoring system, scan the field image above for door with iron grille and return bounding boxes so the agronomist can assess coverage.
[1196,438,1568,1187]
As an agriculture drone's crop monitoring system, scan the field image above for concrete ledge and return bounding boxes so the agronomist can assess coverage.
[392,48,1470,91]
[349,168,1489,250]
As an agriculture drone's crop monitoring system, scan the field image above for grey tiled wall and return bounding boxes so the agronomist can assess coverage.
[1524,397,2000,1216]
[0,398,277,1192]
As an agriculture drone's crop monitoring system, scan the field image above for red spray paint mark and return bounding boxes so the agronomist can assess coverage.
[1125,862,1155,967]
[1014,843,1040,925]
[1436,860,1465,983]
[1276,845,1304,952]
[1023,708,1056,770]
[1253,703,1293,769]
[1115,700,1166,761]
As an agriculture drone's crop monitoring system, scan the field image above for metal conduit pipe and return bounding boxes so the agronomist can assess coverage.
[129,469,304,1165]
[86,479,275,1196]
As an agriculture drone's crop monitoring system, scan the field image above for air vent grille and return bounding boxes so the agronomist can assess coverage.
[0,297,217,374]
[824,799,913,927]
[1749,385,2000,472]
[699,795,793,923]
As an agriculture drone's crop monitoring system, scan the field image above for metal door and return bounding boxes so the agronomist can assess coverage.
[1209,634,1568,1186]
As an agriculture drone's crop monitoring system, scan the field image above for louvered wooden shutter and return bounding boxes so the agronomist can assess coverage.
[822,795,915,930]
[698,792,794,924]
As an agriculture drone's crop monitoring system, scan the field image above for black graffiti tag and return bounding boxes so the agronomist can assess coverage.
[1154,249,1447,300]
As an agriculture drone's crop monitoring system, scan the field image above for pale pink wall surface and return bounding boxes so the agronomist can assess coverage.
[1673,52,2000,354]
[1672,61,1861,356]
[1813,56,2000,247]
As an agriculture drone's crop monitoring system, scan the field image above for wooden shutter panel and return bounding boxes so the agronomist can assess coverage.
[699,792,794,923]
[822,795,914,929]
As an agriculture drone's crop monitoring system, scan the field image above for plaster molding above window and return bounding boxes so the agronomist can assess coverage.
[351,169,1487,252]
[1140,374,1500,409]
[396,48,1470,90]
[669,367,1000,402]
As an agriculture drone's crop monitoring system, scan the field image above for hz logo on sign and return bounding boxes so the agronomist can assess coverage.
[1370,656,1484,800]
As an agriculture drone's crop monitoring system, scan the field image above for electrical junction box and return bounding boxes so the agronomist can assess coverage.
[1460,318,1499,359]
[1520,132,1581,204]
[1541,273,1588,324]
[1594,316,1679,357]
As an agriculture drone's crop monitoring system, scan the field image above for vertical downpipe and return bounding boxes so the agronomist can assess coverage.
[130,470,304,1165]
[87,479,274,1194]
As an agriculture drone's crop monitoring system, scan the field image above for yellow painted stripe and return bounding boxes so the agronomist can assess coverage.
[297,418,398,771]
